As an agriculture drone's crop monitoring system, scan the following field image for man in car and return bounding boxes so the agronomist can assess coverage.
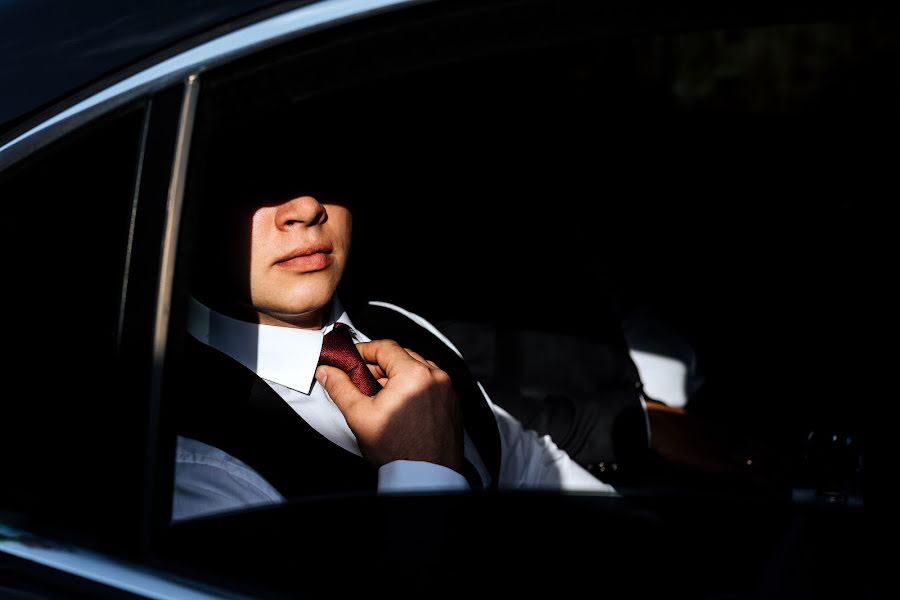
[173,152,624,520]
[172,113,775,520]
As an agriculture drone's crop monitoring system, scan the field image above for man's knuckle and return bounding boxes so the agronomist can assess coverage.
[410,363,432,381]
[432,369,451,386]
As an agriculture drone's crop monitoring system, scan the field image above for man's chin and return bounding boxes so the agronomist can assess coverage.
[257,297,334,328]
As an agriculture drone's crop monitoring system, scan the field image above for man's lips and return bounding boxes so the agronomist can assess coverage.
[274,243,334,272]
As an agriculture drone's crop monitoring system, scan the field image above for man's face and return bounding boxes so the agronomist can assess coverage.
[199,194,352,328]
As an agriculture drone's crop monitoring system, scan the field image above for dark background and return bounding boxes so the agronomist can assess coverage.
[174,19,889,595]
[201,21,894,466]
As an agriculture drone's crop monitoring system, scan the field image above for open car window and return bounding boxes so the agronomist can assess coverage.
[153,1,882,594]
[2,1,887,598]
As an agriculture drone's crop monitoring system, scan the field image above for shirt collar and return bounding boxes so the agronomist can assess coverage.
[187,296,362,395]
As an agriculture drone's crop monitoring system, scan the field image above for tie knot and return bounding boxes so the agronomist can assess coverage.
[319,323,359,370]
[318,323,381,396]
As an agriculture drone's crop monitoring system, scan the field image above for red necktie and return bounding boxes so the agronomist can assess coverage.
[318,323,382,396]
[320,323,484,488]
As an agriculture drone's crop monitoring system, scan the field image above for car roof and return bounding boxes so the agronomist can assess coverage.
[0,0,421,161]
[0,0,289,135]
[3,0,897,142]
[3,0,897,140]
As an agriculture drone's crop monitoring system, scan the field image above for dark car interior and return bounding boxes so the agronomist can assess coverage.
[158,3,881,595]
[187,0,878,485]
[2,0,886,597]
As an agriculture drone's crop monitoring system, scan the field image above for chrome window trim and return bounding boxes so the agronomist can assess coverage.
[117,106,153,348]
[0,0,422,164]
[152,75,199,376]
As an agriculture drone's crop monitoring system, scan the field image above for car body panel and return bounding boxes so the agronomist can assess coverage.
[0,0,421,165]
[0,0,280,134]
[1,524,250,600]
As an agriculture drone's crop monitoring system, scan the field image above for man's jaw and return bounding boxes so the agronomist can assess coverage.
[253,297,335,330]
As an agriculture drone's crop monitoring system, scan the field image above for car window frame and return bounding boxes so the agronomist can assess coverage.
[159,0,882,555]
[0,0,423,166]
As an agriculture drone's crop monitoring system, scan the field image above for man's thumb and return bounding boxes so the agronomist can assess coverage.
[316,365,365,412]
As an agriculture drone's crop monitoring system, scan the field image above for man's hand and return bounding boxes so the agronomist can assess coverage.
[316,339,464,473]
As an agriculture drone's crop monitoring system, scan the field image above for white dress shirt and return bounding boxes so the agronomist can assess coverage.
[173,298,615,521]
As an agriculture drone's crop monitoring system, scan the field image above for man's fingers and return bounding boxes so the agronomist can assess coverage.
[403,347,439,370]
[355,340,420,377]
[316,365,368,413]
[366,363,387,381]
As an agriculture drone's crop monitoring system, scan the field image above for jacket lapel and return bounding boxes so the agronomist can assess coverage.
[175,336,377,498]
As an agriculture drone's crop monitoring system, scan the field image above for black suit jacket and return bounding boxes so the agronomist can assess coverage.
[174,302,502,498]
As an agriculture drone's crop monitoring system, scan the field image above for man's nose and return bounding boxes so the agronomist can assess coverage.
[274,195,327,230]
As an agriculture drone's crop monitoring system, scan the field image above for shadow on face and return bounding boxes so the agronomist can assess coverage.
[191,185,355,329]
[188,100,373,328]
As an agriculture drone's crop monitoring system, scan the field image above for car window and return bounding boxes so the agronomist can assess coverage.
[0,2,880,596]
[0,2,888,597]
[0,106,147,538]
[172,10,885,504]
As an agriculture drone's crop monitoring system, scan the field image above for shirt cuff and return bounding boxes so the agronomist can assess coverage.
[377,460,470,493]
